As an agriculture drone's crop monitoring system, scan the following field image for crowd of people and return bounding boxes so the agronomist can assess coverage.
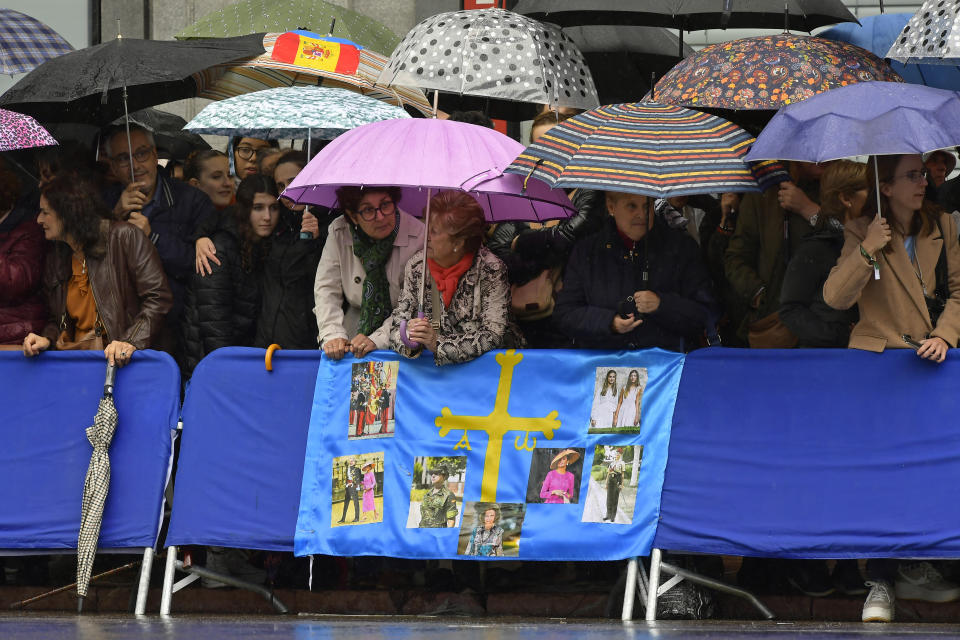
[3,106,960,622]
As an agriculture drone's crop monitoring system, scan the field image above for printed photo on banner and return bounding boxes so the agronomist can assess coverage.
[524,447,585,504]
[331,452,384,527]
[581,445,643,525]
[589,367,648,434]
[458,502,525,557]
[407,456,467,529]
[349,361,398,439]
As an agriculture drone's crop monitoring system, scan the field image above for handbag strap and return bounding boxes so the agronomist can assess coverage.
[934,215,949,303]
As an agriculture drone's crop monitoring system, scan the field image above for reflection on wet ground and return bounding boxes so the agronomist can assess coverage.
[2,615,960,639]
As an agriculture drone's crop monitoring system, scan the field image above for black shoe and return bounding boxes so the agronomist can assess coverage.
[787,559,835,597]
[833,560,867,596]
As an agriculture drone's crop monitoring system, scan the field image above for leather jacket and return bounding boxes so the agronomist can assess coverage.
[41,220,173,349]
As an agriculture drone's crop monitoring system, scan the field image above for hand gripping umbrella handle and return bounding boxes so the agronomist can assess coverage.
[398,312,424,349]
[104,364,117,397]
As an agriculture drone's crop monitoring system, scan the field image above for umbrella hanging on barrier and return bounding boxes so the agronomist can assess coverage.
[76,364,118,611]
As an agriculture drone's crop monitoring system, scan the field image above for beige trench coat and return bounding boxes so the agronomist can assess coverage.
[313,211,425,349]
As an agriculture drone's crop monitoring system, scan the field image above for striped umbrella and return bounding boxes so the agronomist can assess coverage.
[505,102,786,198]
[197,33,432,116]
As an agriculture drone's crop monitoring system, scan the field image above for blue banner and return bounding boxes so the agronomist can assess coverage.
[295,348,684,560]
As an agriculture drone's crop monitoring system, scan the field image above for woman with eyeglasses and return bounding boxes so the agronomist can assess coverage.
[314,186,424,359]
[180,175,280,376]
[390,191,523,366]
[825,154,960,363]
[230,137,279,182]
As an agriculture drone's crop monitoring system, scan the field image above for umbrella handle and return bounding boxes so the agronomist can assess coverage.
[398,312,425,349]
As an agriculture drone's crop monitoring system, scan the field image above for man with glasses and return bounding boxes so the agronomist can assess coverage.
[105,125,216,326]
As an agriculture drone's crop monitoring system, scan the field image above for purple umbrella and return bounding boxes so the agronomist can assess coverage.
[283,117,576,346]
[0,107,57,151]
[744,81,960,278]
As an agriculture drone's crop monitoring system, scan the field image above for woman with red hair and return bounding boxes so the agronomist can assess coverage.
[391,191,522,365]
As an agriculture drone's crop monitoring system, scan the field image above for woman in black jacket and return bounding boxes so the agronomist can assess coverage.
[554,191,718,352]
[779,160,865,348]
[181,175,279,375]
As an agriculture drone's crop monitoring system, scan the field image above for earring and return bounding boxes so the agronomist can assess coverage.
[453,247,458,252]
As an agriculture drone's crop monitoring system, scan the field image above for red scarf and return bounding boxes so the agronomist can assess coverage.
[428,252,474,308]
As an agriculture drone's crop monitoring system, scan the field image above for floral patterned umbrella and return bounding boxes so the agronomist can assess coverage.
[184,86,409,139]
[0,107,57,151]
[653,34,903,113]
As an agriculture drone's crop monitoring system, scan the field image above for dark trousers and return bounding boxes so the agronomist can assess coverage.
[339,487,359,522]
[606,473,622,521]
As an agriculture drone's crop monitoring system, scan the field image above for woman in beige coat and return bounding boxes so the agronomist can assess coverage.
[314,186,425,359]
[824,153,960,362]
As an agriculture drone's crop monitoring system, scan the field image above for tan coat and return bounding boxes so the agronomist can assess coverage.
[823,212,960,352]
[313,211,425,349]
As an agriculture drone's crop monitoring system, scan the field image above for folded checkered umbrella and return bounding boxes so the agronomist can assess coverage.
[506,101,787,198]
[76,365,118,606]
[0,9,73,76]
[0,108,56,151]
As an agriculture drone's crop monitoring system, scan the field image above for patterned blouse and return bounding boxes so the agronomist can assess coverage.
[465,524,504,556]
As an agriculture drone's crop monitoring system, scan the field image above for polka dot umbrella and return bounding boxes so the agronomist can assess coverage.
[886,0,960,65]
[376,8,600,121]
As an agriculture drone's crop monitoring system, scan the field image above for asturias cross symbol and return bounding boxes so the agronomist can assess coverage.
[436,350,561,501]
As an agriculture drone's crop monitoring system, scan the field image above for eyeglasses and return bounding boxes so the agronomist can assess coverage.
[357,199,396,221]
[111,146,154,165]
[235,145,273,161]
[895,169,929,184]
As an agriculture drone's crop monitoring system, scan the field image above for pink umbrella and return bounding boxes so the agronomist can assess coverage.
[0,107,57,151]
[283,117,576,347]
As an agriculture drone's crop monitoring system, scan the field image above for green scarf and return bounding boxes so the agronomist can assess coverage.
[352,220,399,335]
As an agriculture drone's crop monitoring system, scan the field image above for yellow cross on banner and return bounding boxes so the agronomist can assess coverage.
[435,350,561,501]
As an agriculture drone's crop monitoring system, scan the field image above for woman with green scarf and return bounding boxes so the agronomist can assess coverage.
[314,186,425,359]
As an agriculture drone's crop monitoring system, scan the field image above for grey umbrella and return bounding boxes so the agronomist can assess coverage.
[377,8,599,118]
[76,365,118,611]
[886,0,960,65]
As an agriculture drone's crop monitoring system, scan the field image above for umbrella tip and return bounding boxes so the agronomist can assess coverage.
[77,596,84,614]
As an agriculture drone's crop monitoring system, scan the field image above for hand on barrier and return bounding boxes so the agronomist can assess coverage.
[104,341,136,367]
[22,333,50,357]
[322,337,350,360]
[349,334,376,358]
[917,337,948,363]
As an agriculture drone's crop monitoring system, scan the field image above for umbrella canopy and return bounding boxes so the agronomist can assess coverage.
[0,8,73,75]
[886,0,960,65]
[821,13,960,91]
[76,365,118,602]
[505,101,787,198]
[512,0,858,32]
[0,34,265,125]
[653,34,902,112]
[566,25,694,105]
[377,8,599,119]
[0,107,57,152]
[284,118,576,222]
[176,0,401,55]
[185,86,410,139]
[744,81,960,163]
[198,33,432,117]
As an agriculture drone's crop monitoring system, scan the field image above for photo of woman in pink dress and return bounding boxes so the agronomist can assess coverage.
[361,461,379,521]
[539,449,580,504]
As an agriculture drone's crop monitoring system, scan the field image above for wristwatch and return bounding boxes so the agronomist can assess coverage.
[808,213,819,227]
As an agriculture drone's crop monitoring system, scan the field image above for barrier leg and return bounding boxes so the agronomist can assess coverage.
[134,547,154,615]
[160,546,177,616]
[645,548,662,622]
[621,557,639,621]
[659,559,774,620]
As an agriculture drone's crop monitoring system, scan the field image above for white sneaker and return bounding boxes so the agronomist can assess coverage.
[896,562,960,603]
[862,580,894,623]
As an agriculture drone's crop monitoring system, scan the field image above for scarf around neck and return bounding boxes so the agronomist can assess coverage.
[428,252,474,308]
[352,218,399,335]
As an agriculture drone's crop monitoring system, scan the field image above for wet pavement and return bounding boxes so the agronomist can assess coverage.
[2,615,960,639]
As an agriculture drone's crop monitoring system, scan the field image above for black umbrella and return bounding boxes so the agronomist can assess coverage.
[0,33,265,126]
[514,0,859,56]
[565,25,694,105]
[48,109,211,161]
